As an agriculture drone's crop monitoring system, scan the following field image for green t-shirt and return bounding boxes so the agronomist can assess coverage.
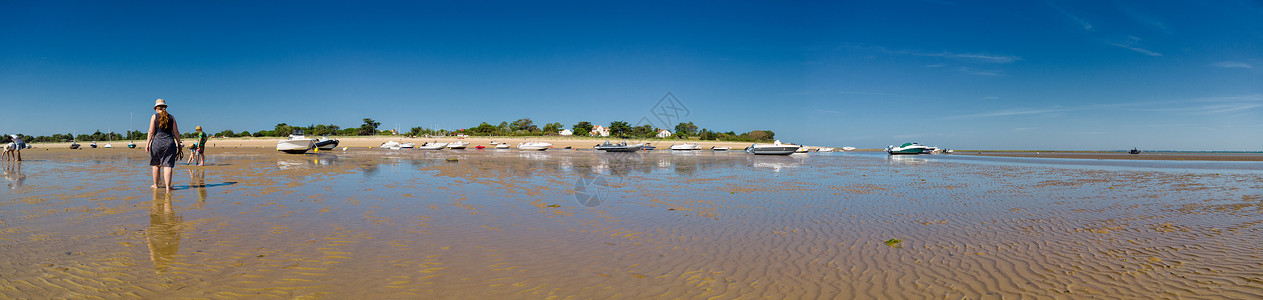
[197,132,207,146]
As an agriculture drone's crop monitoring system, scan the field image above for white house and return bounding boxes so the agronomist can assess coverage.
[655,129,672,138]
[559,129,573,136]
[590,125,610,137]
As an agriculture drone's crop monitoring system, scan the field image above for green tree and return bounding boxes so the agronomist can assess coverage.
[470,123,497,135]
[542,122,562,135]
[674,122,698,137]
[237,131,251,137]
[496,121,510,134]
[358,118,381,136]
[631,124,654,138]
[747,130,775,142]
[609,121,631,137]
[312,124,339,136]
[216,129,235,137]
[573,121,593,136]
[510,118,537,133]
[274,123,293,137]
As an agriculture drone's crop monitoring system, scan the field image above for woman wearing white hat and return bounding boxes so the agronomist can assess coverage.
[146,99,183,191]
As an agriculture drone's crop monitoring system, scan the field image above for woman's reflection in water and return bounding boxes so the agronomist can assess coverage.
[188,169,207,209]
[148,190,182,274]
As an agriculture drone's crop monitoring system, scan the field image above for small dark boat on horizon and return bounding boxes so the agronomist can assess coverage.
[1129,148,1142,155]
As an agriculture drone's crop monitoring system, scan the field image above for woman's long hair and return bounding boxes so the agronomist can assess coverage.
[156,107,174,130]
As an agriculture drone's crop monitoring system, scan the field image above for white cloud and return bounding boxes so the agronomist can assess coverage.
[1212,61,1254,69]
[861,46,1021,64]
[1108,36,1162,57]
[958,67,1001,76]
[947,108,1072,119]
[1049,3,1094,31]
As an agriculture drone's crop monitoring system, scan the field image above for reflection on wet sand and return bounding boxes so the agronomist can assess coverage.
[885,154,928,165]
[750,155,803,172]
[1,148,1261,298]
[147,190,181,274]
[188,169,207,208]
[2,162,24,189]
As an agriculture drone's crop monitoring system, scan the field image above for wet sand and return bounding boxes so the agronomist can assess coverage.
[1,148,1260,298]
[958,151,1263,161]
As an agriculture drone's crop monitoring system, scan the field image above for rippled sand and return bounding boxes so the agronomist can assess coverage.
[1,148,1260,298]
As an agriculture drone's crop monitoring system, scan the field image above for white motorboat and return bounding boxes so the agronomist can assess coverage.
[885,142,928,155]
[794,147,810,154]
[104,143,113,148]
[841,147,856,151]
[495,143,510,149]
[817,147,834,152]
[315,136,339,150]
[711,146,731,151]
[417,142,447,150]
[400,142,416,149]
[670,143,701,150]
[380,140,401,149]
[518,142,552,151]
[745,140,800,155]
[448,141,470,149]
[90,142,98,148]
[277,130,316,154]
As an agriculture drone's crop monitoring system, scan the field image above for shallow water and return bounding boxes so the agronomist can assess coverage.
[2,149,1261,298]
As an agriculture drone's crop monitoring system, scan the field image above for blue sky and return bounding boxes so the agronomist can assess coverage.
[2,0,1260,150]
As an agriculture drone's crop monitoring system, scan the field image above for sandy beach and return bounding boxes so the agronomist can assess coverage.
[1,148,1260,298]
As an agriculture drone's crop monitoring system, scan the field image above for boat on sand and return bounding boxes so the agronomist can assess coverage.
[277,130,316,154]
[518,142,551,151]
[885,143,928,155]
[745,140,799,155]
[595,141,643,152]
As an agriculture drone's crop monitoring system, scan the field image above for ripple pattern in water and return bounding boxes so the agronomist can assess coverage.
[0,149,1260,298]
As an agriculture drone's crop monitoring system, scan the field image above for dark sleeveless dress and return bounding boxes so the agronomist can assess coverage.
[149,114,178,167]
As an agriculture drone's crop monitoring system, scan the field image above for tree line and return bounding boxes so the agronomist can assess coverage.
[5,117,776,144]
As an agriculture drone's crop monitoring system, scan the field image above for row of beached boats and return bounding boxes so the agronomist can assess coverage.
[593,140,827,156]
[275,130,870,156]
[276,130,555,154]
[375,140,552,151]
[277,130,342,154]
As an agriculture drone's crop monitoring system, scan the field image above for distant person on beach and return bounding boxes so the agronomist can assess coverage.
[4,134,24,161]
[186,126,207,166]
[146,99,183,191]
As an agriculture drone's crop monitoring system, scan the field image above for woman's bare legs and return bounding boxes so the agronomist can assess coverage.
[151,166,161,189]
[162,166,175,192]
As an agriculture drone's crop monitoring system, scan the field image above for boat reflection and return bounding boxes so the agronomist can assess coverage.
[750,156,802,173]
[276,154,340,170]
[518,151,551,161]
[886,155,928,165]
